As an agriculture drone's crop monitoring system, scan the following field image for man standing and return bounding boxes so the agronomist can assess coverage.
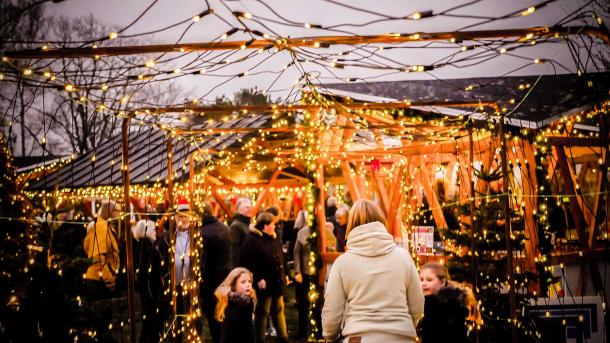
[173,199,195,341]
[229,197,252,266]
[200,204,231,343]
[174,199,193,286]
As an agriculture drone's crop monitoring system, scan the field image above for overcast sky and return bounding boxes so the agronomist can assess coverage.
[44,0,604,102]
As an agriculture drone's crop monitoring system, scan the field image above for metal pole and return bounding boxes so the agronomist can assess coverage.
[121,117,137,343]
[498,115,518,343]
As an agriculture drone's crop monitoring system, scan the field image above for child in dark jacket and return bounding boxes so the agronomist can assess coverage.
[418,262,481,343]
[215,267,256,343]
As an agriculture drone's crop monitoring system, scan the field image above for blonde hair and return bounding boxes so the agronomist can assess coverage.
[215,267,256,321]
[421,262,482,326]
[346,199,386,237]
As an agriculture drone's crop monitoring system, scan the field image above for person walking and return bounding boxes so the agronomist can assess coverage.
[215,267,257,343]
[201,204,232,343]
[418,262,480,343]
[240,212,289,343]
[322,199,424,343]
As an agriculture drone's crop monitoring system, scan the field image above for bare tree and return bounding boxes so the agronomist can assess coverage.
[1,13,189,156]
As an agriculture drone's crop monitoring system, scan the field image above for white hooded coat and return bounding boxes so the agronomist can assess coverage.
[322,221,424,342]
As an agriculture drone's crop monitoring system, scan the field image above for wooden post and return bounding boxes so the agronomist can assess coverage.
[588,148,608,248]
[498,116,517,343]
[252,169,282,217]
[519,141,540,277]
[387,164,406,238]
[418,159,448,229]
[211,187,233,218]
[371,168,390,214]
[167,136,177,315]
[468,128,478,295]
[316,164,327,285]
[189,153,195,213]
[341,161,361,201]
[475,148,495,205]
[121,117,137,343]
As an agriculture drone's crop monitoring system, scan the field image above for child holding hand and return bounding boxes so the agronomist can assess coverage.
[215,267,256,343]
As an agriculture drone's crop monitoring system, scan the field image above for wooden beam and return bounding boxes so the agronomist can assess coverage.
[418,159,447,229]
[444,158,457,200]
[121,118,137,343]
[387,164,406,238]
[554,146,588,249]
[562,149,597,238]
[371,169,390,214]
[211,187,233,218]
[588,148,608,248]
[475,148,495,204]
[209,179,308,190]
[7,26,605,59]
[341,161,361,201]
[316,164,328,286]
[545,136,610,147]
[517,141,540,275]
[251,169,282,217]
[131,100,496,117]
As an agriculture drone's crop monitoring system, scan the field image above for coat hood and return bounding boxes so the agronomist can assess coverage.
[345,221,395,257]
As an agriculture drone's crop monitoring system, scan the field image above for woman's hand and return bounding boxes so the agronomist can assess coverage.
[295,273,303,283]
[258,279,266,290]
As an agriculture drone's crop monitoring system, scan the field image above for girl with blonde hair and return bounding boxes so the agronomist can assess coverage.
[418,262,482,343]
[215,267,256,343]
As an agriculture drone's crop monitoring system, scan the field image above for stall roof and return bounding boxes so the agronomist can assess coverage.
[27,114,272,190]
[322,72,610,124]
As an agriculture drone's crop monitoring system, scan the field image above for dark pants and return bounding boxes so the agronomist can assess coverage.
[254,295,288,342]
[139,292,168,343]
[84,279,113,342]
[203,291,222,343]
[295,274,310,337]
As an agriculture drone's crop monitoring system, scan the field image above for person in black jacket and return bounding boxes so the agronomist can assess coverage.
[131,219,170,343]
[239,212,289,343]
[418,262,480,343]
[201,204,232,343]
[215,267,256,343]
[229,198,252,267]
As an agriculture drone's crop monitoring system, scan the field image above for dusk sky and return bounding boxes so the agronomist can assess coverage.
[43,0,604,102]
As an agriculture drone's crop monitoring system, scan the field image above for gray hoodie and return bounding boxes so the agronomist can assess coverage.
[322,221,424,342]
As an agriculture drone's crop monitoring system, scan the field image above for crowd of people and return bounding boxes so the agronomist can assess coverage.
[47,195,479,343]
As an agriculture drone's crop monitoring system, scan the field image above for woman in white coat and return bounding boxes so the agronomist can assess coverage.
[322,199,424,343]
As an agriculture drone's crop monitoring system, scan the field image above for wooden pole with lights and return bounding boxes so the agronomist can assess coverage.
[4,26,607,59]
[166,136,177,316]
[498,115,518,343]
[121,117,137,343]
